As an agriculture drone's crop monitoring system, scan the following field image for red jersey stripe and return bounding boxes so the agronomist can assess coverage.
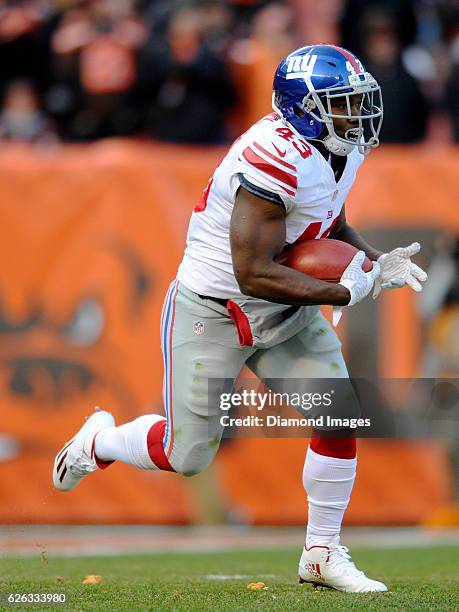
[242,146,297,195]
[253,142,296,171]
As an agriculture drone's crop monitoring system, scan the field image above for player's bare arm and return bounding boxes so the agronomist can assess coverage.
[231,187,352,306]
[330,206,383,261]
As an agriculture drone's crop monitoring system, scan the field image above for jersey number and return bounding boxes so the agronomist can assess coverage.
[296,217,338,243]
[194,178,213,213]
[275,128,312,159]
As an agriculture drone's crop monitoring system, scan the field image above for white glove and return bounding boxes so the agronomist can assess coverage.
[333,251,380,326]
[372,242,428,298]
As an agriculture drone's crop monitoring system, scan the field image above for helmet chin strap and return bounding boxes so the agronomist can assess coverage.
[322,134,355,156]
[321,121,361,156]
[323,122,362,156]
[304,122,358,156]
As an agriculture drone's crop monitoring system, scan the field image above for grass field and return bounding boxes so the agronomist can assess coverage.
[1,546,458,611]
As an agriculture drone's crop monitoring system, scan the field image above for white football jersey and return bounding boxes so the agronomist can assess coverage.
[177,112,364,301]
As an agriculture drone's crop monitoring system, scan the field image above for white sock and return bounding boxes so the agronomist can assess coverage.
[94,414,164,470]
[303,446,357,547]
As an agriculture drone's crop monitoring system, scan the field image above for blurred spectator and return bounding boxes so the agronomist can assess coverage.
[0,79,57,144]
[47,0,147,140]
[447,49,459,142]
[288,0,342,47]
[225,0,274,34]
[199,0,235,55]
[359,10,430,143]
[340,0,417,60]
[437,0,459,43]
[137,4,236,143]
[0,0,59,96]
[228,1,294,133]
[441,2,459,142]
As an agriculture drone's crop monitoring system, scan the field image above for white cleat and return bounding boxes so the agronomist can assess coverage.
[52,407,115,492]
[298,545,388,593]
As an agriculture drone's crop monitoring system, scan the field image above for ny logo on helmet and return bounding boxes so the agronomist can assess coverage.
[286,54,318,80]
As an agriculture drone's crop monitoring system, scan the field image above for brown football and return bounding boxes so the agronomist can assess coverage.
[275,238,373,283]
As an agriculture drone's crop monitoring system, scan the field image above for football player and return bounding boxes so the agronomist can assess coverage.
[53,44,427,592]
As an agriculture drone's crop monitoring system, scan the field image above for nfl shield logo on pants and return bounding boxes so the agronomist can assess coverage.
[193,321,205,335]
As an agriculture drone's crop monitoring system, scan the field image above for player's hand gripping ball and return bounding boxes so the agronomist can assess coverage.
[276,238,373,282]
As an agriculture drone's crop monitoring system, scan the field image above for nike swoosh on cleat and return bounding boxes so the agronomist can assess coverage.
[272,144,287,157]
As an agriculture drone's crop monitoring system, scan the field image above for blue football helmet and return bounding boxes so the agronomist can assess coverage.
[273,44,383,156]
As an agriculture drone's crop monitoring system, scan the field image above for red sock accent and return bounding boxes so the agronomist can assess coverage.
[147,420,175,472]
[92,432,114,470]
[310,430,356,459]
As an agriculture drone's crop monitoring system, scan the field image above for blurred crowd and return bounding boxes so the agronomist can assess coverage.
[1,0,459,145]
